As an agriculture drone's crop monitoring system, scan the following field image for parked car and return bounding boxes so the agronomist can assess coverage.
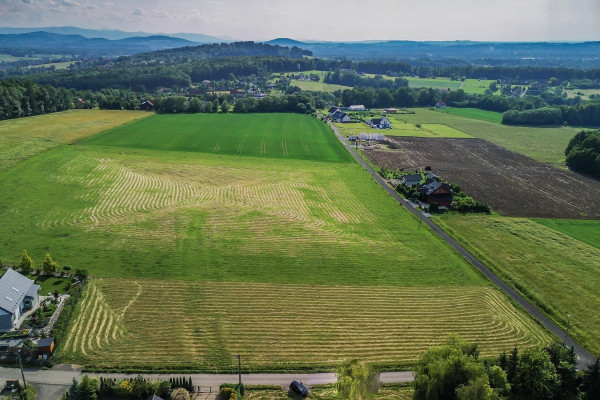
[289,380,309,397]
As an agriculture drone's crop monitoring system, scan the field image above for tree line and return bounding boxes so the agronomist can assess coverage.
[414,335,599,400]
[502,103,600,126]
[565,130,600,179]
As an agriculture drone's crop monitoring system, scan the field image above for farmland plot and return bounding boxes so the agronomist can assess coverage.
[59,279,550,370]
[0,113,554,370]
[366,137,600,219]
[437,215,600,355]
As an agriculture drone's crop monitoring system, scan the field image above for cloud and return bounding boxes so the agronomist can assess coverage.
[132,8,147,17]
[152,10,169,18]
[60,0,80,6]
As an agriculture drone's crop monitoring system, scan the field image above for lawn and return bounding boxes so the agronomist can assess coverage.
[436,214,600,356]
[441,108,503,123]
[534,219,600,249]
[0,109,150,172]
[406,77,461,91]
[1,113,551,370]
[397,108,579,165]
[83,113,351,163]
[32,275,72,296]
[334,119,472,139]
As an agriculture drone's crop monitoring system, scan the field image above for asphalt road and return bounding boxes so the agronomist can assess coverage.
[0,366,413,399]
[328,121,596,369]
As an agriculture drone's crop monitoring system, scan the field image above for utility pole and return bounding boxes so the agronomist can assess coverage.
[237,354,242,386]
[16,350,26,388]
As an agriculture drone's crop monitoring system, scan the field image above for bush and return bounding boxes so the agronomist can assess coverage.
[218,388,236,400]
[170,388,190,400]
[20,384,36,400]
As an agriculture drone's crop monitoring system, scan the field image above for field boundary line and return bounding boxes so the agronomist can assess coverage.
[327,121,596,369]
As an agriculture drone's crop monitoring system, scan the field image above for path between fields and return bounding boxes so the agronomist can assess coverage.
[327,122,596,369]
[0,366,413,399]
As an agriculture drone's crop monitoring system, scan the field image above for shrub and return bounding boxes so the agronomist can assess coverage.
[170,388,190,400]
[218,388,236,400]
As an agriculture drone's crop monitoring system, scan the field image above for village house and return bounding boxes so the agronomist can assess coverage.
[401,173,423,187]
[0,269,40,332]
[418,179,454,207]
[328,106,341,117]
[384,108,398,114]
[435,101,447,108]
[332,110,351,123]
[367,115,392,129]
[140,100,154,111]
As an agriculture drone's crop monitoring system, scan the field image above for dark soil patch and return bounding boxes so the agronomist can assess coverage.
[366,137,600,219]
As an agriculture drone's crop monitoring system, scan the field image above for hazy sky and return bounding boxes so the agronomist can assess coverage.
[1,0,599,41]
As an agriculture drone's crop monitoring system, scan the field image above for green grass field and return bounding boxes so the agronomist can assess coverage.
[436,215,600,356]
[534,219,600,249]
[397,108,579,165]
[441,108,503,123]
[290,80,351,92]
[0,109,149,172]
[0,111,552,370]
[564,88,600,101]
[334,119,472,139]
[406,77,461,91]
[83,113,350,163]
[460,79,497,94]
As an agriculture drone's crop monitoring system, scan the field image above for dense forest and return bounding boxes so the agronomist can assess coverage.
[565,130,600,178]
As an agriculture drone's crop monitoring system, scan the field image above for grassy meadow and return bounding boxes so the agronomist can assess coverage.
[405,77,461,91]
[441,107,503,123]
[535,219,600,249]
[0,111,553,370]
[0,109,149,172]
[436,215,600,356]
[334,119,472,139]
[83,113,350,163]
[460,79,497,94]
[396,108,579,165]
[290,80,351,92]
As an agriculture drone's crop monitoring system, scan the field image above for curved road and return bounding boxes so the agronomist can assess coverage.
[328,122,595,368]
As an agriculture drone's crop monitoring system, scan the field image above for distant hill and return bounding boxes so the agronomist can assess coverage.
[0,26,228,43]
[265,39,600,68]
[0,31,198,57]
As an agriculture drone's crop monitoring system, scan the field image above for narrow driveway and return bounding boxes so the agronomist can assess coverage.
[328,121,596,368]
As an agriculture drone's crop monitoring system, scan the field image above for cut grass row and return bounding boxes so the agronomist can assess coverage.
[0,143,481,286]
[56,278,551,370]
[435,215,600,356]
[0,109,149,172]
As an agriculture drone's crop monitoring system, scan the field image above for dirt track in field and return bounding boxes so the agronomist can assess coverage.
[366,137,600,219]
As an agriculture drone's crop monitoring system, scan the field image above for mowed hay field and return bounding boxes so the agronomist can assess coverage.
[436,215,600,356]
[0,112,552,370]
[0,109,150,172]
[535,219,600,249]
[62,279,549,370]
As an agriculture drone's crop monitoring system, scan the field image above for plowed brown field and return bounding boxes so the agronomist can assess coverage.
[366,137,600,219]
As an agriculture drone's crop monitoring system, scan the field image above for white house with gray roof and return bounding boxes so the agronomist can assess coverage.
[0,269,40,332]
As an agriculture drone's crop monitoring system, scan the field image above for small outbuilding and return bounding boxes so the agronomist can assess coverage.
[37,337,55,355]
[140,100,154,111]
